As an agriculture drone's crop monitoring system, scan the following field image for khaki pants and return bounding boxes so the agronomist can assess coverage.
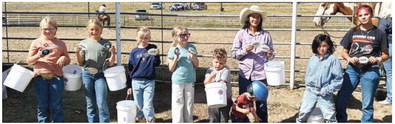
[172,82,194,123]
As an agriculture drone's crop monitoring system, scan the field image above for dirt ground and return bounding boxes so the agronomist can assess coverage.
[2,78,392,122]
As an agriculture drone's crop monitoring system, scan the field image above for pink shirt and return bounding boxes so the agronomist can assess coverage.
[28,38,70,76]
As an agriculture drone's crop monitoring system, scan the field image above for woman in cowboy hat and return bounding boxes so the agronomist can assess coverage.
[231,5,275,122]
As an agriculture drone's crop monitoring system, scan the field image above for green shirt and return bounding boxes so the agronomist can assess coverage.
[79,38,111,72]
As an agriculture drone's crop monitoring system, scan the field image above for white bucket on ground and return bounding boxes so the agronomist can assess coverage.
[205,82,227,108]
[117,100,137,123]
[264,61,285,86]
[104,66,126,91]
[4,64,35,92]
[62,64,82,91]
[307,107,324,123]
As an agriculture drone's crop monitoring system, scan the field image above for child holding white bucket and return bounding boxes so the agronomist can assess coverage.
[231,81,268,122]
[296,34,343,123]
[204,48,232,123]
[126,27,161,123]
[27,16,71,122]
[167,26,199,123]
[74,18,116,123]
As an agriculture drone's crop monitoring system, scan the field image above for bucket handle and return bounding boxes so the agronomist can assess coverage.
[125,94,133,100]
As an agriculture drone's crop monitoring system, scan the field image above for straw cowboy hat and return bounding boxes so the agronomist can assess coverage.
[239,5,267,25]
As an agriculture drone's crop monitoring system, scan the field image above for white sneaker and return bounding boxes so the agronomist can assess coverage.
[378,100,392,105]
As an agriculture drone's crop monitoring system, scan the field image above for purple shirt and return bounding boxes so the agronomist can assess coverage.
[231,28,275,81]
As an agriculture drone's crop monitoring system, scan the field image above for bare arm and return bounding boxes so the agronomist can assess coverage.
[190,53,199,68]
[204,72,216,85]
[74,44,85,66]
[341,48,358,65]
[27,40,43,65]
[107,45,116,66]
[168,55,179,72]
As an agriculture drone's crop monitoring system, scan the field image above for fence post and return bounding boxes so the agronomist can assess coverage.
[290,2,298,90]
[115,2,121,66]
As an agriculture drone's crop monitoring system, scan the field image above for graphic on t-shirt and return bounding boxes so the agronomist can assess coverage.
[361,45,373,54]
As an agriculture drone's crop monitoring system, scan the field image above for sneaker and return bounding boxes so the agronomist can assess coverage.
[378,100,392,105]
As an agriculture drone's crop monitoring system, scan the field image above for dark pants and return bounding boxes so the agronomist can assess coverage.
[238,76,268,122]
[208,98,233,123]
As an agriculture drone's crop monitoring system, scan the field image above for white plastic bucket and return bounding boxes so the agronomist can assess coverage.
[117,100,137,123]
[264,61,285,86]
[104,66,126,91]
[4,64,35,92]
[62,65,82,91]
[205,82,227,108]
[307,107,324,123]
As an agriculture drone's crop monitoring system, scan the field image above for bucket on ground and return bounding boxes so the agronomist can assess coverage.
[117,100,137,123]
[205,82,227,108]
[62,64,82,91]
[307,107,324,123]
[264,61,285,86]
[4,64,35,92]
[104,66,126,91]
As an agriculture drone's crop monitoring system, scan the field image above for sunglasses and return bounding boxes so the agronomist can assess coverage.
[178,33,190,38]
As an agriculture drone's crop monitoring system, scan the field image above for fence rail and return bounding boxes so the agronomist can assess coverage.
[4,3,380,89]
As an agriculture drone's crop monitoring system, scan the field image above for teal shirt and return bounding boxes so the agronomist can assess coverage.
[305,53,343,96]
[167,43,198,84]
[79,38,111,72]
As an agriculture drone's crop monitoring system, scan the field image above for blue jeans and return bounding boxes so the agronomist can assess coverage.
[238,76,268,122]
[335,65,380,122]
[296,87,336,123]
[231,114,250,123]
[82,71,110,123]
[383,44,392,102]
[132,79,155,122]
[33,76,64,122]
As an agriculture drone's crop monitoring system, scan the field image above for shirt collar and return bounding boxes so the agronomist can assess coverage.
[315,53,331,61]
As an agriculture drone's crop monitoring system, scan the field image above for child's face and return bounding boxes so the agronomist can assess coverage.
[212,58,226,71]
[174,31,190,45]
[246,93,257,101]
[317,41,329,57]
[87,23,103,39]
[139,34,151,45]
[41,24,57,39]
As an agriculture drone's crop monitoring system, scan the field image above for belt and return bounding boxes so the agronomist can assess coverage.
[84,67,98,74]
[41,73,55,79]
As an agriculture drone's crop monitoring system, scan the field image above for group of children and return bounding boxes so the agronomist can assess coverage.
[26,4,389,123]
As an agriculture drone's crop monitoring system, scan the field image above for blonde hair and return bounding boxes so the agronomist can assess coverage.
[136,27,151,42]
[213,48,227,61]
[171,26,189,47]
[86,18,103,29]
[40,16,57,29]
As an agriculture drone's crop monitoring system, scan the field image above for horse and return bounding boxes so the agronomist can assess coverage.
[314,2,380,27]
[96,10,110,27]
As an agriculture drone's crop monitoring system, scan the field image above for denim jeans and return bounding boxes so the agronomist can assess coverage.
[132,79,155,122]
[238,76,268,122]
[383,44,392,102]
[296,88,336,123]
[231,114,250,122]
[81,71,110,123]
[208,98,233,123]
[33,76,64,122]
[335,65,380,122]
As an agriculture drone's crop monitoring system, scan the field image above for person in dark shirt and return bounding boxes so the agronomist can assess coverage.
[126,27,160,123]
[335,5,389,123]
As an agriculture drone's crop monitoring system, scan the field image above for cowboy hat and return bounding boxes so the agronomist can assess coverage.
[239,5,267,25]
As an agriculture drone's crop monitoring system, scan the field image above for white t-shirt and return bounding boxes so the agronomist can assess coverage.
[98,6,106,13]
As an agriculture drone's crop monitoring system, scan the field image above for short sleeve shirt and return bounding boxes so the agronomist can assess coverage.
[340,27,388,58]
[79,38,112,72]
[167,43,198,84]
[205,66,232,99]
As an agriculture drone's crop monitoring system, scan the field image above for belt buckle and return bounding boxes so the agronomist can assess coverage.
[86,67,98,74]
[41,73,54,79]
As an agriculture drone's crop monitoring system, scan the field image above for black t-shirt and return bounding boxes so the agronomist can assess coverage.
[340,26,388,58]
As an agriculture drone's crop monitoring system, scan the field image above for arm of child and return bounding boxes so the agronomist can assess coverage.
[168,57,179,72]
[107,45,116,66]
[74,44,85,66]
[204,70,216,85]
[319,58,344,96]
[27,40,43,65]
